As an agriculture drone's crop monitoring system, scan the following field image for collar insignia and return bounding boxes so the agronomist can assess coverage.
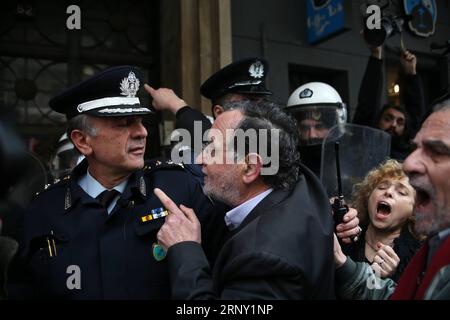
[64,188,72,211]
[139,176,147,197]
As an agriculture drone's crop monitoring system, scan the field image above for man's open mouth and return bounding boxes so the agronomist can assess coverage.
[415,187,431,208]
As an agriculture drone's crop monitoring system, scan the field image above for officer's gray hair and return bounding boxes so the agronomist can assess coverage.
[433,97,450,113]
[66,114,97,142]
[213,93,267,112]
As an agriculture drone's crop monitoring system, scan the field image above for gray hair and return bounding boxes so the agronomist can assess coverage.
[213,93,268,112]
[433,97,450,113]
[222,99,301,190]
[66,114,97,143]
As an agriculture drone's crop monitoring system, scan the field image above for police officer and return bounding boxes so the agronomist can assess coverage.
[285,82,347,176]
[145,57,273,141]
[9,66,214,299]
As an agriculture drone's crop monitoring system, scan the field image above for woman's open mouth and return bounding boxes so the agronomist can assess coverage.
[376,201,392,220]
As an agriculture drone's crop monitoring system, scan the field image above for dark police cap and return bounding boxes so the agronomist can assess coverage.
[49,66,152,119]
[200,58,273,102]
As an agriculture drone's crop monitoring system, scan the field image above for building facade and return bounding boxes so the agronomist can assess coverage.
[1,0,449,172]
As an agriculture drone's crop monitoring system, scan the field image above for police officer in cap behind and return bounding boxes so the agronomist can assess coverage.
[9,66,214,299]
[145,57,273,141]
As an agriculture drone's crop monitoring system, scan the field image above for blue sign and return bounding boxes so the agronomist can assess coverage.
[307,0,346,44]
[404,0,437,37]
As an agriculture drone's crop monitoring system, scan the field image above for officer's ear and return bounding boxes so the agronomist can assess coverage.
[70,130,93,156]
[242,153,263,185]
[213,105,224,118]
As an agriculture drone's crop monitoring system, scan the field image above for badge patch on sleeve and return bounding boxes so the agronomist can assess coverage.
[152,243,166,261]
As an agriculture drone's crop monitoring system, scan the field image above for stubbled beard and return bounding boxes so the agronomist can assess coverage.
[415,209,439,237]
[384,128,401,137]
[300,137,324,145]
[414,202,450,237]
[410,177,440,236]
[204,179,241,207]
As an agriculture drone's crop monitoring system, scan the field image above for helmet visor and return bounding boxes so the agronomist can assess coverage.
[289,106,342,146]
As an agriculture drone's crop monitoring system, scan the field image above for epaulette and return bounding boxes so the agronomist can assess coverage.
[143,159,185,173]
[35,174,72,197]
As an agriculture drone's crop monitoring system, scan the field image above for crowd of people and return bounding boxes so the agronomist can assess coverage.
[1,35,450,301]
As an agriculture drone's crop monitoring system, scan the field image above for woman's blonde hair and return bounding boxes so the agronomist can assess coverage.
[351,159,417,235]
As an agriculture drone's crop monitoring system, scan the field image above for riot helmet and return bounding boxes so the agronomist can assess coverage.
[50,133,83,179]
[285,82,347,146]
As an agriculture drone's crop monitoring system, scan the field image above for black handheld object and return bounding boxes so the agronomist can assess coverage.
[430,40,450,50]
[430,40,450,56]
[331,142,349,227]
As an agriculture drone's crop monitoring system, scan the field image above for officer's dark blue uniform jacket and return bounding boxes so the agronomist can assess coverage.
[11,159,216,299]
